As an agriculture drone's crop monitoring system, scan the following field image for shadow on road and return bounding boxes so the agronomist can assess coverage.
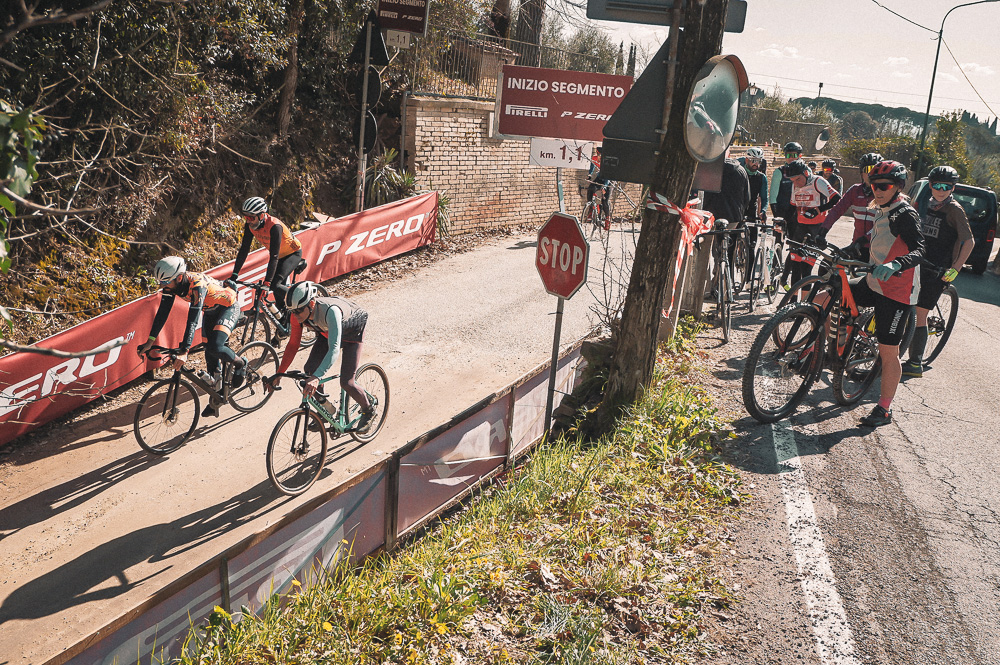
[0,480,286,625]
[952,271,1000,308]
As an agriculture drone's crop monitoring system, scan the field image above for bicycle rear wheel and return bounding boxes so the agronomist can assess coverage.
[235,307,271,348]
[133,377,200,454]
[764,246,783,304]
[267,408,328,495]
[742,303,824,423]
[732,236,750,296]
[349,363,390,443]
[583,202,599,239]
[832,311,882,406]
[229,341,279,413]
[924,284,959,363]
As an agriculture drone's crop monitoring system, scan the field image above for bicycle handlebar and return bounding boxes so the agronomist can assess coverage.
[263,371,339,391]
[138,343,206,361]
[785,239,872,271]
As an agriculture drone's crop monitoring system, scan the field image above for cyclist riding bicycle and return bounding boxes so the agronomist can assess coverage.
[902,165,974,378]
[227,196,304,338]
[784,159,842,288]
[268,281,376,430]
[837,160,925,426]
[137,256,247,418]
[586,146,611,220]
[819,152,883,262]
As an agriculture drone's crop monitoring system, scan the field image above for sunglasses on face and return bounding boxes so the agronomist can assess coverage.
[871,182,895,191]
[930,182,954,191]
[784,152,801,159]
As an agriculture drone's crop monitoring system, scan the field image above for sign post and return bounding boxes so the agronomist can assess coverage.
[535,212,590,434]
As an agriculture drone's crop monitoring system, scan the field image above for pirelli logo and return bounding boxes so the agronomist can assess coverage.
[505,104,548,118]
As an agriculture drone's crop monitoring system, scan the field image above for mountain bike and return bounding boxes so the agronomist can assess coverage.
[134,341,278,454]
[743,218,783,312]
[264,367,390,496]
[698,219,742,343]
[742,240,884,423]
[233,261,329,349]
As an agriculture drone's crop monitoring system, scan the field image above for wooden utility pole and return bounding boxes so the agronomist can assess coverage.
[596,0,730,426]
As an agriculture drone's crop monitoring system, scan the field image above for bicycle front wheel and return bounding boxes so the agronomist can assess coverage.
[732,236,749,296]
[742,303,824,423]
[229,341,279,413]
[719,268,732,343]
[764,246,783,304]
[267,408,328,495]
[832,311,882,406]
[777,275,828,310]
[349,363,390,443]
[133,377,200,454]
[924,283,959,363]
[235,308,272,348]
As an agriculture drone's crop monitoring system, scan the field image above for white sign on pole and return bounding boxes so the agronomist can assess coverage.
[528,138,594,169]
[384,30,411,49]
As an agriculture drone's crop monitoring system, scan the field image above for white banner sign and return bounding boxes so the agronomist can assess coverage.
[528,138,595,169]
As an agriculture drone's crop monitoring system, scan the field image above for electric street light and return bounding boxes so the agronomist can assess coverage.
[916,0,1000,176]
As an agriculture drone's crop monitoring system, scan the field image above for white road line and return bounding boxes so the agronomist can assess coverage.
[772,420,862,665]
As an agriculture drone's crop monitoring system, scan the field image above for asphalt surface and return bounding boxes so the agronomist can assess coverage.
[702,222,1000,664]
[0,224,637,664]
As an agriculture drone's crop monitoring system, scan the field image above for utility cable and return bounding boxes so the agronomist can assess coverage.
[941,38,999,118]
[867,0,937,33]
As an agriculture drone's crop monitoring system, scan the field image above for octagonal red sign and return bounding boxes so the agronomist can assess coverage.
[536,212,590,299]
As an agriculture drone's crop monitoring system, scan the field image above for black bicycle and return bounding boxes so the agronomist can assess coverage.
[697,219,744,343]
[920,266,960,365]
[133,341,278,454]
[743,218,783,311]
[233,260,329,349]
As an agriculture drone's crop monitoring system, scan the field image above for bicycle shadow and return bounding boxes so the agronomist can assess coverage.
[0,480,284,625]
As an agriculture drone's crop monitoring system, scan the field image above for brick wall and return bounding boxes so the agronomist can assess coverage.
[404,96,642,234]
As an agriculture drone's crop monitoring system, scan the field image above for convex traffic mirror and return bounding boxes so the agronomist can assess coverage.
[684,54,748,162]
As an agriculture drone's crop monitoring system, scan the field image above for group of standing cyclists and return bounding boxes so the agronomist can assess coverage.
[137,197,375,429]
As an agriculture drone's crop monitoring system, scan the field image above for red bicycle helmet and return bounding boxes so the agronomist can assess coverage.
[868,160,907,185]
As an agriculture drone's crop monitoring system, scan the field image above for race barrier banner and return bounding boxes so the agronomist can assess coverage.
[48,343,585,665]
[0,193,438,447]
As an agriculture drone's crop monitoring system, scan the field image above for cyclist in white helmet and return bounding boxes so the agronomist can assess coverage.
[227,196,303,337]
[137,256,246,417]
[269,282,376,430]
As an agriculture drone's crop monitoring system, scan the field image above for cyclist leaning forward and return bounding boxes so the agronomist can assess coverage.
[227,196,303,338]
[269,282,376,430]
[785,159,841,288]
[901,165,974,378]
[137,256,246,418]
[836,160,925,427]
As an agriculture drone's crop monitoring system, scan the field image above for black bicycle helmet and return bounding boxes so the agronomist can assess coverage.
[928,165,960,184]
[822,158,836,168]
[783,141,803,154]
[869,160,907,186]
[859,152,884,169]
[784,159,808,177]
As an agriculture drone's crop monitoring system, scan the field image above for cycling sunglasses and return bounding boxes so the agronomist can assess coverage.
[871,182,896,191]
[930,182,954,191]
[784,152,801,159]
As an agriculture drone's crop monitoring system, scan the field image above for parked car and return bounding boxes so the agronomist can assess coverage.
[908,179,998,274]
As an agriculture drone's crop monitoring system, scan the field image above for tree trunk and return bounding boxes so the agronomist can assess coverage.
[512,0,544,66]
[277,0,304,138]
[596,0,730,426]
[489,0,512,40]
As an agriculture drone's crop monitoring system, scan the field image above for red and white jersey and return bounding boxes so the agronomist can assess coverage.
[792,175,837,225]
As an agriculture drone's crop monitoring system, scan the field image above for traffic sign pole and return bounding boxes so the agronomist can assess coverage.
[544,296,565,436]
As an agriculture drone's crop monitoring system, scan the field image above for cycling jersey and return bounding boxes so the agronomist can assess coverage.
[768,162,796,220]
[865,199,925,305]
[277,296,368,378]
[792,175,837,225]
[918,195,971,268]
[738,157,768,218]
[821,183,875,246]
[148,272,238,351]
[232,213,303,284]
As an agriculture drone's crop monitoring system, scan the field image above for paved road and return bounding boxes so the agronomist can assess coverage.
[703,222,1000,664]
[0,226,636,664]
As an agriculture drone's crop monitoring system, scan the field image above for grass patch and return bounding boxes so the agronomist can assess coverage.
[175,331,745,664]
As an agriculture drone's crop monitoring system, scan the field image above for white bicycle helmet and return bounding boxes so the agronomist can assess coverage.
[745,147,764,160]
[153,256,186,284]
[286,281,318,310]
[242,196,268,215]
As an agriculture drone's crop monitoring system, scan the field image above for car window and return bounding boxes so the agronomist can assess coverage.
[954,190,991,222]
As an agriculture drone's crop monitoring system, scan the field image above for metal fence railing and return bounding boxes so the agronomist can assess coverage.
[401,28,607,101]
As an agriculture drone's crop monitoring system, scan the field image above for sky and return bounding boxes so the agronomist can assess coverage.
[571,0,1000,123]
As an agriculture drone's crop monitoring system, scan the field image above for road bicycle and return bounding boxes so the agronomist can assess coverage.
[916,265,960,365]
[133,341,279,454]
[742,239,885,423]
[743,217,783,312]
[232,259,329,349]
[264,367,390,496]
[582,180,610,239]
[697,219,743,343]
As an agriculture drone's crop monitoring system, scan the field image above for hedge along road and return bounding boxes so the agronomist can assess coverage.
[0,225,636,664]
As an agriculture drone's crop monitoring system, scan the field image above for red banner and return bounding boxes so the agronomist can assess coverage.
[0,193,437,447]
[497,65,633,141]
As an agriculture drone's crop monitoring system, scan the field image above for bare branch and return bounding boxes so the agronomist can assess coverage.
[217,141,272,166]
[0,337,126,358]
[1,186,102,217]
[0,0,114,48]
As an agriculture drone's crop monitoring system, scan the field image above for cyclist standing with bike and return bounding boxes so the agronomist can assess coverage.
[770,141,805,285]
[137,256,247,418]
[819,152,883,262]
[785,159,842,288]
[843,160,925,426]
[269,282,376,430]
[227,196,303,338]
[902,165,974,378]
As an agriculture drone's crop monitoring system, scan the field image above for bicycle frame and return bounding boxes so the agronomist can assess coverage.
[272,372,366,434]
[144,343,231,410]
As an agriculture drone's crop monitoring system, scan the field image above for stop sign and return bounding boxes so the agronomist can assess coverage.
[536,212,590,299]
